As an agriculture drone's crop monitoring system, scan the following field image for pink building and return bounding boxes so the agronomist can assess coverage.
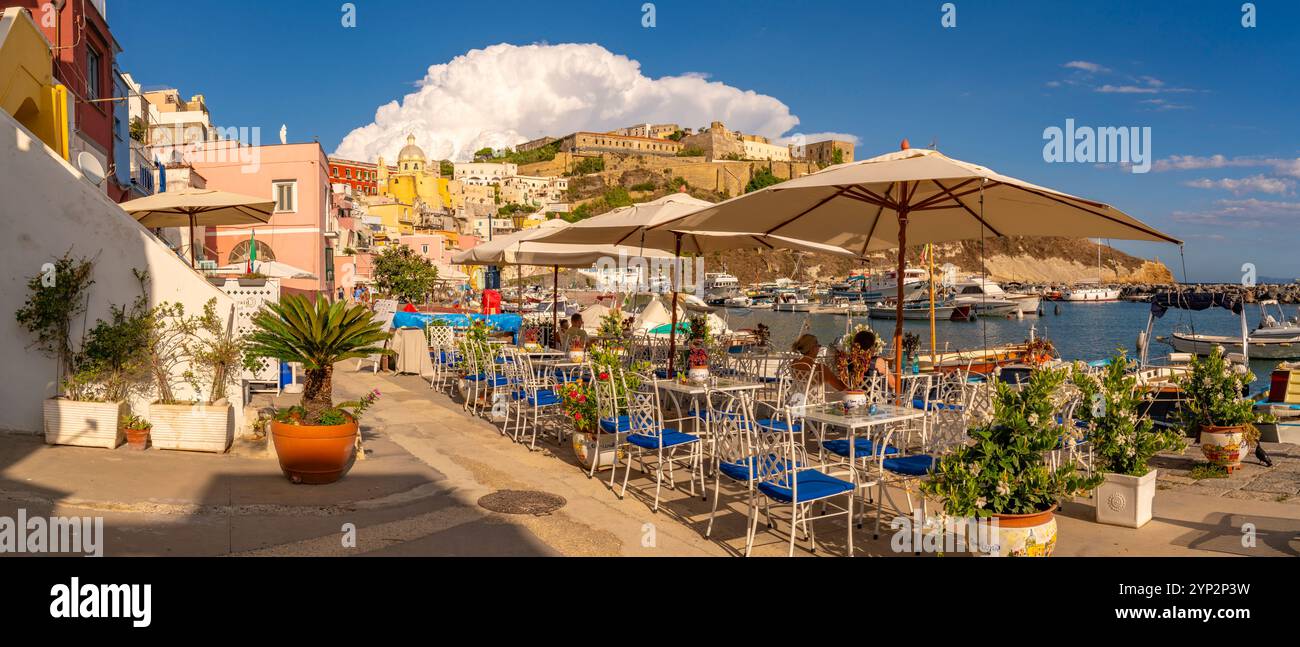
[188,141,334,295]
[399,233,454,264]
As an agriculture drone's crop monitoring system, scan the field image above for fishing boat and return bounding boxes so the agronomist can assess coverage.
[1165,300,1300,359]
[1060,285,1122,301]
[703,272,742,305]
[771,286,815,312]
[953,277,1041,315]
[826,268,929,303]
[867,301,970,321]
[918,343,1052,375]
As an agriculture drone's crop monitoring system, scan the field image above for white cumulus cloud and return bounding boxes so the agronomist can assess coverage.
[334,43,838,162]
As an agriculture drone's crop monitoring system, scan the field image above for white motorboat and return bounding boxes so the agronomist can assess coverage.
[1060,285,1122,302]
[1165,299,1300,359]
[827,268,929,303]
[771,286,814,312]
[953,277,1041,315]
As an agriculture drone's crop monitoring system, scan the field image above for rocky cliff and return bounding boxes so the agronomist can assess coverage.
[708,237,1174,286]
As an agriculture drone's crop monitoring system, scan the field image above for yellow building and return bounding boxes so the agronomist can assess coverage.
[377,134,449,212]
[367,200,417,239]
[0,8,70,160]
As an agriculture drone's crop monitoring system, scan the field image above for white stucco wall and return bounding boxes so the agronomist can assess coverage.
[0,109,245,434]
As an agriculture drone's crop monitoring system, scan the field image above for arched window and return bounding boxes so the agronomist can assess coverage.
[228,239,277,264]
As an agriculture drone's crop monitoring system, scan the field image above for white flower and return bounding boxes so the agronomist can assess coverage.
[1027,412,1039,426]
[976,497,988,509]
[996,480,1010,496]
[970,463,982,477]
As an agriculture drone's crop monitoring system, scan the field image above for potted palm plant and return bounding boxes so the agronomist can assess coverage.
[921,366,1103,556]
[246,295,392,484]
[1175,346,1265,473]
[1072,352,1186,528]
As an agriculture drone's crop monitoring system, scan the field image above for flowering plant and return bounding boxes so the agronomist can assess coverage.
[560,382,597,434]
[688,347,709,368]
[1024,336,1056,365]
[1071,352,1185,476]
[921,366,1103,516]
[834,345,873,391]
[837,322,883,353]
[1174,345,1264,440]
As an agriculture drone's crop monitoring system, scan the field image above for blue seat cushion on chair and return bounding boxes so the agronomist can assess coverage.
[654,369,671,379]
[627,429,698,449]
[527,390,561,406]
[882,454,936,476]
[755,418,801,433]
[822,437,898,458]
[599,415,631,433]
[757,469,854,503]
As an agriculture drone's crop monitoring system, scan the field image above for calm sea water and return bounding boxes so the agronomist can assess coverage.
[715,300,1288,393]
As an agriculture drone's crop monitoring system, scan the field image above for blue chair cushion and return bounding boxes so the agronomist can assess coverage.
[628,429,699,449]
[599,415,631,433]
[524,390,560,406]
[822,437,898,458]
[757,469,854,503]
[881,454,936,476]
[755,418,802,433]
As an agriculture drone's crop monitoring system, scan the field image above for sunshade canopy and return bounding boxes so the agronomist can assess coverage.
[213,260,317,279]
[1150,291,1243,318]
[121,187,275,228]
[532,193,864,258]
[451,218,676,267]
[658,147,1180,254]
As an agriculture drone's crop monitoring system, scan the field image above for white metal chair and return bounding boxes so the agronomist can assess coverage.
[618,372,705,513]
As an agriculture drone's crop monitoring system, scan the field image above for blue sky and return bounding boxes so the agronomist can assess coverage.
[112,0,1300,281]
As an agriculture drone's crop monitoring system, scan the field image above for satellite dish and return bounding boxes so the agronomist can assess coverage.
[77,152,106,186]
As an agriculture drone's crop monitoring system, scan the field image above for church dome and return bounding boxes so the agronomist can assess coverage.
[397,134,426,163]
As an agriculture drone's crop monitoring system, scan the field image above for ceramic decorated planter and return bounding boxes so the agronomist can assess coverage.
[1096,469,1157,528]
[987,506,1057,557]
[43,398,125,449]
[841,390,868,411]
[149,402,234,453]
[270,419,358,484]
[571,431,623,471]
[688,366,710,384]
[1199,425,1245,472]
[568,350,586,363]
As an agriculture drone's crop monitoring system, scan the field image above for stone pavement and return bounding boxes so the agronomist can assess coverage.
[0,364,1297,557]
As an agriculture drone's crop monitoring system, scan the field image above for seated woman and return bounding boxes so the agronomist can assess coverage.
[790,334,848,399]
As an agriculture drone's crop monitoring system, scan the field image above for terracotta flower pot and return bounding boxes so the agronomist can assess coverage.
[1199,425,1245,472]
[987,506,1058,557]
[270,419,358,484]
[124,427,151,450]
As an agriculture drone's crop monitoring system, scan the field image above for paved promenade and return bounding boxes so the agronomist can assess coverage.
[0,365,1296,557]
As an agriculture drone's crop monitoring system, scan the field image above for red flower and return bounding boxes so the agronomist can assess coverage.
[577,394,587,403]
[598,372,610,380]
[573,413,583,421]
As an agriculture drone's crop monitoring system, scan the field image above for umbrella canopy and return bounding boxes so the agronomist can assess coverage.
[534,193,865,257]
[658,145,1181,387]
[660,147,1180,253]
[213,260,317,279]
[122,187,275,267]
[433,265,469,282]
[451,218,675,267]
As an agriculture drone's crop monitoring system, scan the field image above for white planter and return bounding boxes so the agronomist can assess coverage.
[1095,469,1157,529]
[688,366,710,384]
[149,402,233,453]
[43,398,125,449]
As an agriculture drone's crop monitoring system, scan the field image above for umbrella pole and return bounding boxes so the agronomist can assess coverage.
[894,203,908,399]
[189,213,198,268]
[928,244,936,366]
[667,232,684,377]
[552,265,559,343]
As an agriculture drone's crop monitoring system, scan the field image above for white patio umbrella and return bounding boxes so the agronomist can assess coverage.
[534,193,864,372]
[451,218,673,332]
[213,259,317,280]
[660,144,1182,386]
[121,187,275,267]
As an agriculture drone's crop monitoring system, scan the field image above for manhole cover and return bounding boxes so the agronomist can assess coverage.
[477,490,566,515]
